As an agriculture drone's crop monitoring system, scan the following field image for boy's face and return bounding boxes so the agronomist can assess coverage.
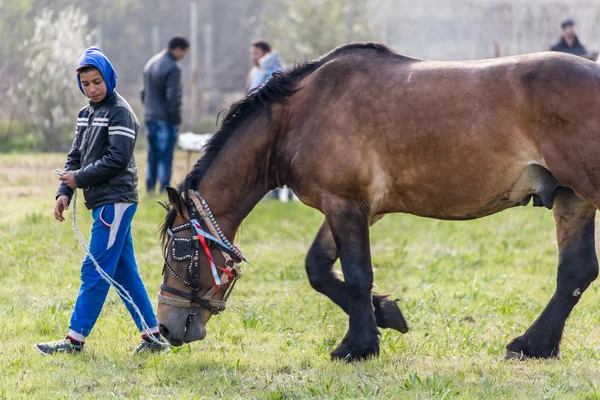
[79,68,107,102]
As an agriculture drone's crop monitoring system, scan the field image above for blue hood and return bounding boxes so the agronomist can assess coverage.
[76,47,117,96]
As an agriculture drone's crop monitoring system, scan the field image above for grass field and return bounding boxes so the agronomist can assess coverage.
[2,152,600,399]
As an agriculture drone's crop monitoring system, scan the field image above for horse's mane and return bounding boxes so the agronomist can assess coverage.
[160,42,400,243]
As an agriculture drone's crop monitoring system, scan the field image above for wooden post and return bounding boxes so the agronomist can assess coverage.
[492,0,500,57]
[189,0,199,129]
[95,25,103,49]
[379,0,388,45]
[152,24,160,55]
[203,23,214,114]
[345,1,354,43]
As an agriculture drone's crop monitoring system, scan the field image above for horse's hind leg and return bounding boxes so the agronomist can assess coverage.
[506,192,597,359]
[305,219,408,334]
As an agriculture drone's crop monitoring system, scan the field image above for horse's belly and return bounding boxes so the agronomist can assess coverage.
[379,164,565,220]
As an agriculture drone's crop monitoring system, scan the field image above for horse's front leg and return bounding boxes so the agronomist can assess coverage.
[323,198,380,361]
[506,192,598,359]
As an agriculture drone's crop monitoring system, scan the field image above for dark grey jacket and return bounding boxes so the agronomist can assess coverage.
[550,36,587,58]
[57,91,139,210]
[141,50,182,125]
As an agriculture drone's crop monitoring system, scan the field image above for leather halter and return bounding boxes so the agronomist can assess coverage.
[158,190,245,315]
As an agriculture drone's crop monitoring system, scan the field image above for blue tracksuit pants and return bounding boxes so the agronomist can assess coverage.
[69,203,157,337]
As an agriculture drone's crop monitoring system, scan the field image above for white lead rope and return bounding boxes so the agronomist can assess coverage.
[54,169,167,347]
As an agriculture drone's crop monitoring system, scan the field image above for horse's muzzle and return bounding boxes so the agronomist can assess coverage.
[158,305,207,346]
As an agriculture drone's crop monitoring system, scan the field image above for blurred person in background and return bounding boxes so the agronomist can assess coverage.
[550,19,587,58]
[244,39,293,201]
[245,40,285,93]
[141,36,189,195]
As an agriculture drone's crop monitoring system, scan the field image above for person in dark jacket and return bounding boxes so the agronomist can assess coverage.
[550,19,587,58]
[141,36,189,194]
[34,47,167,355]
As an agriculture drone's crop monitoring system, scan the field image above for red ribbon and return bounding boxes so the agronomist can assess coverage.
[197,234,234,291]
[198,234,221,290]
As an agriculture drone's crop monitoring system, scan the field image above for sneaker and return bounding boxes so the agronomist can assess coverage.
[133,335,171,355]
[34,338,83,355]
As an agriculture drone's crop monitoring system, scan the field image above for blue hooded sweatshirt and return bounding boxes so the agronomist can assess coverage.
[76,47,117,96]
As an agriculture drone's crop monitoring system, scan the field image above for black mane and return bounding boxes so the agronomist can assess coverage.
[160,42,400,243]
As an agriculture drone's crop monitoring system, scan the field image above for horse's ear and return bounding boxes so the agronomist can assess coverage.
[165,187,185,216]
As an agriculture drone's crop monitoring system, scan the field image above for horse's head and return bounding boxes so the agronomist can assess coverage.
[157,187,243,346]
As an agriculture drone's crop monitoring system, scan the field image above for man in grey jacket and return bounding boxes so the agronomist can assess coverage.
[141,36,189,194]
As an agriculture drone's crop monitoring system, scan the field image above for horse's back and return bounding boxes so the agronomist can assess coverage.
[288,47,600,216]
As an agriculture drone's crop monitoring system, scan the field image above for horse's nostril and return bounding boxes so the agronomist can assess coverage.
[159,324,170,339]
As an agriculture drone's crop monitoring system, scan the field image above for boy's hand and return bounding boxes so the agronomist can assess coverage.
[54,195,70,222]
[59,171,77,189]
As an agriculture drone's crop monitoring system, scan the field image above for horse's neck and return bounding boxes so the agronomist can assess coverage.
[196,118,274,237]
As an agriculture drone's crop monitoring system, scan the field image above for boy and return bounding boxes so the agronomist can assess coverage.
[34,47,167,355]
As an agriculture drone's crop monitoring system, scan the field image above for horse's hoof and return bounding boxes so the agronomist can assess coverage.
[505,334,559,360]
[374,295,409,333]
[504,350,525,361]
[330,338,380,362]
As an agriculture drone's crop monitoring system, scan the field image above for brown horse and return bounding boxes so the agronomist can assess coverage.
[158,43,600,361]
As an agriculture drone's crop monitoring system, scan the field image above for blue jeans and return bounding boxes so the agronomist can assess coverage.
[69,203,157,337]
[146,120,179,193]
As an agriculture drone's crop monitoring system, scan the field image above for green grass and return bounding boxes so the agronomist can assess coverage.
[2,153,600,399]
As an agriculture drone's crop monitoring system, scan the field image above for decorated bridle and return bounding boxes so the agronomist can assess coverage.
[157,190,247,315]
